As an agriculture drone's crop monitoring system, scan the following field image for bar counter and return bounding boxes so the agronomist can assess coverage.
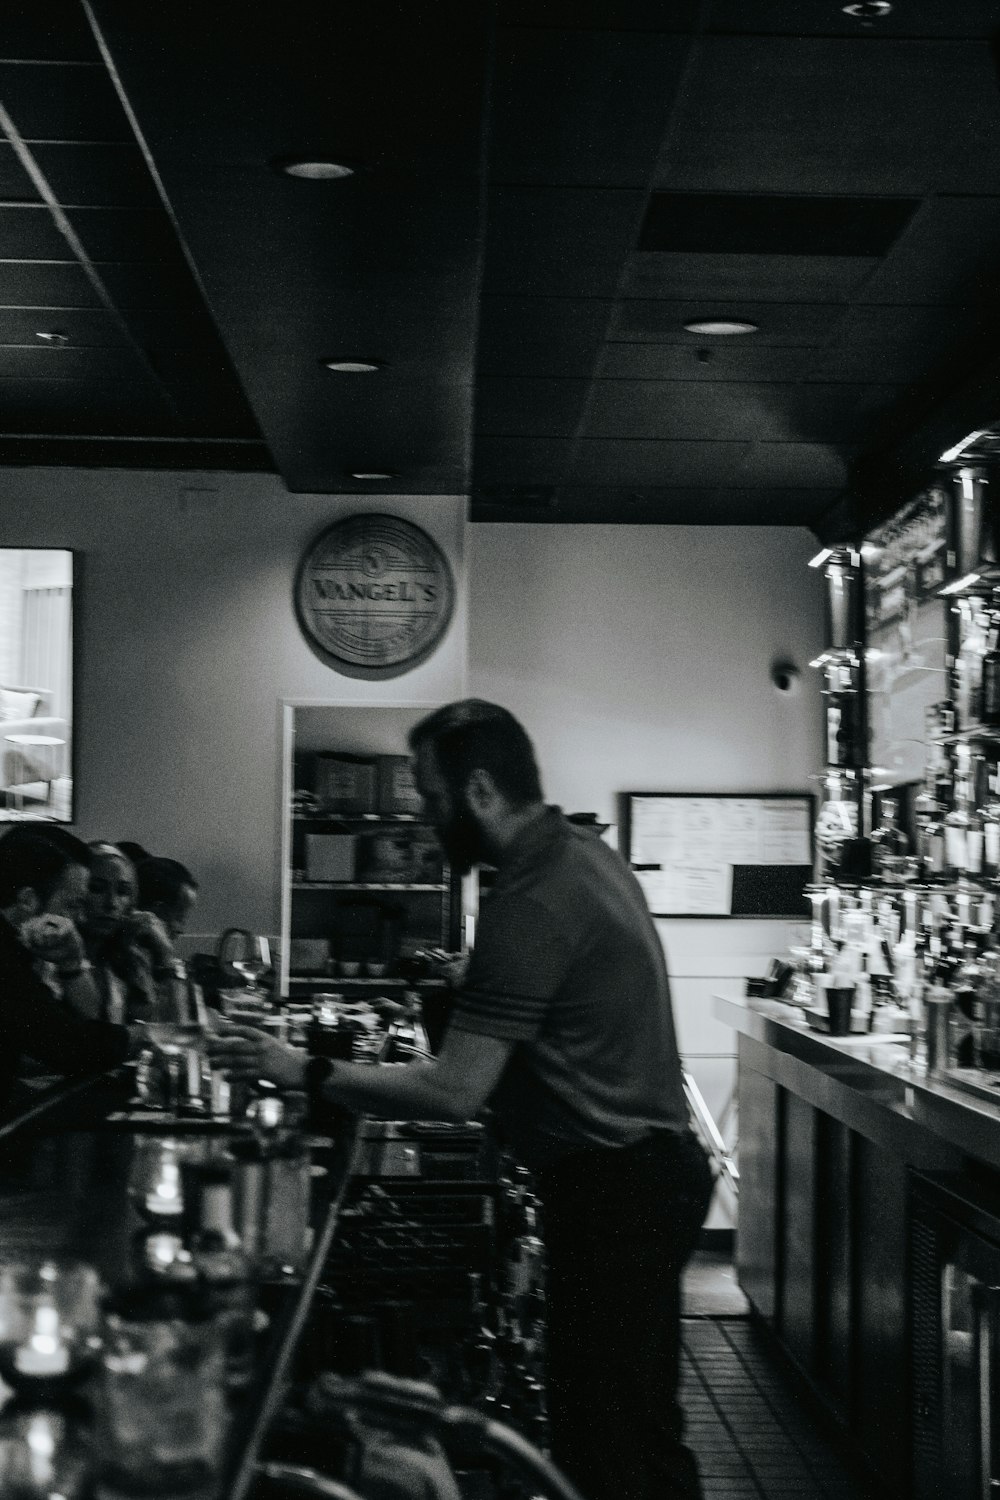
[716,993,1000,1499]
[0,1071,361,1500]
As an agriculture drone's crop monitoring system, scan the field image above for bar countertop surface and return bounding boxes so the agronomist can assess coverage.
[714,992,1000,1172]
[0,1071,361,1500]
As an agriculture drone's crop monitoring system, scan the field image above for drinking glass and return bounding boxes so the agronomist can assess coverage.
[95,1291,226,1500]
[0,1260,102,1393]
[146,1024,204,1114]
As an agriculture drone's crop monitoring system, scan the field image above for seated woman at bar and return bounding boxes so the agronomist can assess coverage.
[135,856,199,942]
[0,826,134,1113]
[78,842,175,1024]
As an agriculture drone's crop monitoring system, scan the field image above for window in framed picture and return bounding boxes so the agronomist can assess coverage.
[0,549,74,823]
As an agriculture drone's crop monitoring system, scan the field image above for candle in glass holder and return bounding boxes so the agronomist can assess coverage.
[14,1302,69,1377]
[144,1155,183,1220]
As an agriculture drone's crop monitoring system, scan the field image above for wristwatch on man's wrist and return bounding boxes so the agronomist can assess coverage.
[303,1054,334,1100]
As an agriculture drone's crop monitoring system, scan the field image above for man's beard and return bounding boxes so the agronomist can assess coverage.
[437,803,488,876]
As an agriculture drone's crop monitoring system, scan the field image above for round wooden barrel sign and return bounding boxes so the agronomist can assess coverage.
[295,513,455,679]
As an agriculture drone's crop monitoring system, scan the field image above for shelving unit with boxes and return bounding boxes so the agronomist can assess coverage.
[279,705,470,1014]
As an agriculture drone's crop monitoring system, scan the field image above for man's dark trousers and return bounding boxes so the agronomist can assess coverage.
[540,1128,714,1500]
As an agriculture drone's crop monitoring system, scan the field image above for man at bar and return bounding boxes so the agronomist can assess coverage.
[0,826,133,1112]
[214,700,713,1500]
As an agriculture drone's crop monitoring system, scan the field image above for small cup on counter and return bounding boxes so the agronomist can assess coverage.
[824,985,855,1036]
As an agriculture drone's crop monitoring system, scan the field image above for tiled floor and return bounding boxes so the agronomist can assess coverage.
[680,1265,873,1499]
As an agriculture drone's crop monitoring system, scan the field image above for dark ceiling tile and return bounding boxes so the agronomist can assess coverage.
[473,435,576,485]
[597,342,818,381]
[482,187,646,297]
[67,207,184,263]
[640,194,919,257]
[97,261,205,311]
[619,251,879,302]
[0,205,65,258]
[0,4,102,62]
[472,484,838,526]
[581,379,907,443]
[490,31,690,186]
[708,0,1000,40]
[0,306,124,345]
[0,144,41,200]
[0,435,271,469]
[30,143,161,208]
[856,196,1000,305]
[0,260,97,305]
[0,344,141,379]
[497,1,700,27]
[608,299,848,344]
[655,37,1000,196]
[806,305,965,383]
[0,375,181,435]
[0,62,131,141]
[476,296,611,377]
[475,377,589,436]
[567,437,853,486]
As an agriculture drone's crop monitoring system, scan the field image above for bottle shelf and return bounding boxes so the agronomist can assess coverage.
[287,974,446,988]
[292,881,447,892]
[292,811,425,823]
[930,725,1000,747]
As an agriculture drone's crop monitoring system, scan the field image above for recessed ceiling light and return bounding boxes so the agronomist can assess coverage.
[683,319,758,336]
[347,471,397,481]
[273,158,355,181]
[35,330,69,345]
[842,2,892,16]
[321,359,384,374]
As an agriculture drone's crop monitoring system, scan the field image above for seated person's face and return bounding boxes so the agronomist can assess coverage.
[83,854,137,939]
[44,862,89,926]
[153,882,197,940]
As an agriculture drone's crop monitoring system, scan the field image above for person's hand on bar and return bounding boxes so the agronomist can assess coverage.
[206,1019,305,1090]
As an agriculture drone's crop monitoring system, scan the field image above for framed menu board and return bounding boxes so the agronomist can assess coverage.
[622,792,814,918]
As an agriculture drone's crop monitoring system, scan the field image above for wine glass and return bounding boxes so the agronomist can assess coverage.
[230,935,271,997]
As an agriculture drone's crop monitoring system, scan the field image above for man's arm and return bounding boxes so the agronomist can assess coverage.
[210,1023,514,1123]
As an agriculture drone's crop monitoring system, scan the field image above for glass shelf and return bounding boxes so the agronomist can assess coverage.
[292,881,447,892]
[287,974,446,987]
[292,811,424,823]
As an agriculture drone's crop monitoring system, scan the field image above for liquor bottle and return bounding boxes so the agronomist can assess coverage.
[956,596,990,730]
[982,763,1000,876]
[945,744,974,877]
[981,589,1000,726]
[871,798,909,884]
[190,1171,255,1389]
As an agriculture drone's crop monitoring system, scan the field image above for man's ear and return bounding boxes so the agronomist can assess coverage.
[465,766,499,814]
[12,886,41,922]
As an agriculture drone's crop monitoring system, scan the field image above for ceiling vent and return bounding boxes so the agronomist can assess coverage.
[639,194,919,257]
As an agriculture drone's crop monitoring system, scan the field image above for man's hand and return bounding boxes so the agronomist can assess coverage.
[21,914,85,970]
[206,1020,306,1090]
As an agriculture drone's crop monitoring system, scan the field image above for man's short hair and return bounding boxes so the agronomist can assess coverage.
[136,857,198,909]
[408,699,543,807]
[0,826,91,908]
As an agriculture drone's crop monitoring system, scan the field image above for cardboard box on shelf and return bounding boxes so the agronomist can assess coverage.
[305,833,358,882]
[377,754,424,816]
[288,938,331,974]
[315,754,377,814]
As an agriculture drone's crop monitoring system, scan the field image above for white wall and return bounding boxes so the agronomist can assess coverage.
[468,524,825,1223]
[0,468,467,934]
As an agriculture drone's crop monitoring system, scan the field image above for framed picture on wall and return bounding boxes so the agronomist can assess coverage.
[0,548,75,823]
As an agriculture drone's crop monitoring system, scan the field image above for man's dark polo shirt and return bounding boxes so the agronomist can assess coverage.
[451,806,689,1169]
